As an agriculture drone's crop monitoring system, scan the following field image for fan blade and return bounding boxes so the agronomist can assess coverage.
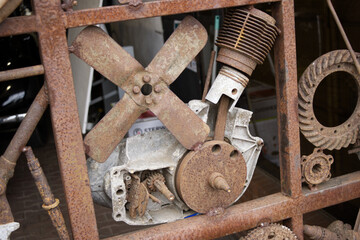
[84,93,146,162]
[146,16,208,85]
[150,88,210,150]
[71,26,143,88]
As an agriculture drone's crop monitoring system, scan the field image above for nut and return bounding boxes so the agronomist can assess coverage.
[133,86,140,94]
[143,75,151,83]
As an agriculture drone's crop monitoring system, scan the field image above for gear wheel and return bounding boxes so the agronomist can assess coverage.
[241,224,298,240]
[146,173,165,192]
[301,148,333,189]
[298,50,360,150]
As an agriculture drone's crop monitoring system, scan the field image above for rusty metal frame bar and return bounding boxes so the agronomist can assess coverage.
[0,0,359,239]
[0,64,44,82]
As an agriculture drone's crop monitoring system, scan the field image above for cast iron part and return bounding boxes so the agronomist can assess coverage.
[176,140,247,214]
[206,6,279,112]
[298,50,360,150]
[23,147,70,240]
[71,16,210,163]
[301,148,333,190]
[216,6,280,76]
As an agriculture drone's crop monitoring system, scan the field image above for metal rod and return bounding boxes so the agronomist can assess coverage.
[65,0,280,28]
[0,85,48,224]
[0,65,45,82]
[33,1,99,239]
[202,50,216,102]
[0,15,37,37]
[213,95,230,141]
[273,1,303,238]
[23,146,70,240]
[106,171,360,240]
[273,0,302,198]
[327,0,360,75]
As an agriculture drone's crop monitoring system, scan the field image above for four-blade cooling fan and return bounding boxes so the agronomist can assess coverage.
[71,16,210,163]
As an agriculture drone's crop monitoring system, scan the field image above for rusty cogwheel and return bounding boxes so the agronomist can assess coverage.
[146,173,165,192]
[301,148,333,189]
[241,223,298,240]
[298,50,360,150]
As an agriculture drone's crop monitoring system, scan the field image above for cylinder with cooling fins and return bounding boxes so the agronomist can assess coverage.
[216,6,280,76]
[206,6,279,110]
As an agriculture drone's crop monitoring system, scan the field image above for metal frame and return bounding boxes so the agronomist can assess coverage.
[0,0,359,239]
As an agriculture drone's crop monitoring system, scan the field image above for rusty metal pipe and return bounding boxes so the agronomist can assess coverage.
[327,0,360,75]
[65,0,280,28]
[0,85,48,224]
[23,147,70,240]
[0,65,45,82]
[0,15,37,37]
[105,171,360,240]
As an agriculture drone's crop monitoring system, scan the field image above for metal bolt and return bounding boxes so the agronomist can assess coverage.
[154,180,175,201]
[143,75,151,83]
[133,86,140,94]
[154,85,162,93]
[208,172,231,193]
[145,98,152,105]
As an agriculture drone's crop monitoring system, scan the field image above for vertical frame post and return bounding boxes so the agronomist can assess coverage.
[273,0,303,239]
[32,0,99,239]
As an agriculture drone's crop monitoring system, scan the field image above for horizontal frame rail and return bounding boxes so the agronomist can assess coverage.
[106,171,360,240]
[0,64,44,82]
[0,0,280,37]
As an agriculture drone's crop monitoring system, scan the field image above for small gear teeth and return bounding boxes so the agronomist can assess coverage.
[241,223,298,240]
[146,173,165,192]
[298,50,360,151]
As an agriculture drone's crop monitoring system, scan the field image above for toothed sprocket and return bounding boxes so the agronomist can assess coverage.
[146,173,165,192]
[241,223,298,240]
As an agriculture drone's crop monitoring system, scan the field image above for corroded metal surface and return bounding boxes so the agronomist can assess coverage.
[0,15,36,37]
[108,171,360,240]
[299,50,360,150]
[65,0,280,28]
[1,0,358,239]
[241,224,297,240]
[72,16,209,163]
[216,6,279,75]
[273,1,303,238]
[176,140,246,213]
[83,93,146,163]
[301,148,333,190]
[33,0,99,239]
[23,147,70,240]
[0,85,48,224]
[127,175,149,219]
[0,65,44,82]
[146,172,175,201]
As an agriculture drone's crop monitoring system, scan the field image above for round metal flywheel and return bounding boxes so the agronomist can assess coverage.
[175,140,246,213]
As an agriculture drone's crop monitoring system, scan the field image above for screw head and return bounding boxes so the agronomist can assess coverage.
[145,98,152,105]
[133,86,140,94]
[143,75,151,83]
[154,85,162,93]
